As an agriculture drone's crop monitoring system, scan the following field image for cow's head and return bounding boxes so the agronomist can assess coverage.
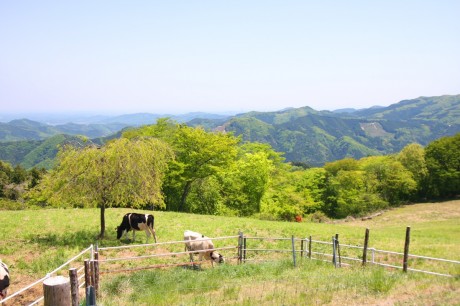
[210,251,224,264]
[116,226,125,240]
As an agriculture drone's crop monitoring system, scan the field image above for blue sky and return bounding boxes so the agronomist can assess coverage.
[1,1,459,115]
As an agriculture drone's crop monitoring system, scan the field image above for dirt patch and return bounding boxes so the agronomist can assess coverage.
[2,274,43,305]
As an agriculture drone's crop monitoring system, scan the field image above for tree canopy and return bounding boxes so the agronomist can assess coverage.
[30,137,173,237]
[4,124,458,224]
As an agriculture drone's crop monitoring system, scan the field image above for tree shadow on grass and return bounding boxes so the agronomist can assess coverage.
[26,230,103,249]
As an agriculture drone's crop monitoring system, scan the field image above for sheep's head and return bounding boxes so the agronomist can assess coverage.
[211,251,224,264]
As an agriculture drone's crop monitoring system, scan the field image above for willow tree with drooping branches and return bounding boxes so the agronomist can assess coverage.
[30,137,173,238]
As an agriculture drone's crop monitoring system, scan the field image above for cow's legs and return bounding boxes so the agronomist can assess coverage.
[144,228,151,244]
[152,227,157,243]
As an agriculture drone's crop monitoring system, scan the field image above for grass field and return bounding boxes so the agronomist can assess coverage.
[0,200,459,305]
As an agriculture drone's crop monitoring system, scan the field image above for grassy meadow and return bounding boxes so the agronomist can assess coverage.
[0,200,459,305]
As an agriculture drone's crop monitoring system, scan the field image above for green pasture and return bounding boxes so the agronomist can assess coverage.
[0,200,459,304]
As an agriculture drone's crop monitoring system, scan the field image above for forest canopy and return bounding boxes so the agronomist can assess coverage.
[1,119,459,223]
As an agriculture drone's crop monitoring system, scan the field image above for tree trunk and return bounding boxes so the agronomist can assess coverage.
[99,203,106,239]
[178,181,192,212]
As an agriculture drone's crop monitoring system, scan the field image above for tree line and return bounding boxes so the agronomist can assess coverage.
[0,119,458,237]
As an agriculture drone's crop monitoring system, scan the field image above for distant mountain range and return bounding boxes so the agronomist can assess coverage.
[189,95,460,166]
[0,112,231,142]
[0,95,459,168]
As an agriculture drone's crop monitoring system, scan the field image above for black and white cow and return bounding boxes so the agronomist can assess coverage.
[184,230,224,267]
[116,213,157,243]
[0,260,9,301]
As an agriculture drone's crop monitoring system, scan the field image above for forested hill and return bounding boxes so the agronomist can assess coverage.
[0,134,98,169]
[0,119,126,142]
[351,95,460,124]
[190,95,460,166]
[1,95,459,168]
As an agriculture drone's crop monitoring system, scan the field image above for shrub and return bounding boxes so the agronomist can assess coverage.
[0,198,27,210]
[309,211,330,223]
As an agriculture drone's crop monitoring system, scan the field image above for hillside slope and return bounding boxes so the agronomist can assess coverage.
[0,119,126,142]
[0,135,96,169]
[215,95,460,165]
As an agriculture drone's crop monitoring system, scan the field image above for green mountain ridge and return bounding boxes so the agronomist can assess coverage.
[0,118,126,142]
[0,95,459,168]
[0,135,97,169]
[212,95,460,166]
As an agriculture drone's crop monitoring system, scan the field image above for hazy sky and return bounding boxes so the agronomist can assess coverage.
[1,1,459,115]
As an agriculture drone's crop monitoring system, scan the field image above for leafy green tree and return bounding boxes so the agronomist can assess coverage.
[171,126,239,211]
[28,167,46,189]
[360,156,417,205]
[424,133,460,198]
[125,121,239,212]
[330,170,366,217]
[30,138,173,238]
[324,158,359,176]
[260,169,308,221]
[396,143,428,199]
[186,176,223,215]
[295,167,327,214]
[238,142,285,166]
[0,161,13,197]
[220,151,274,216]
[11,165,27,184]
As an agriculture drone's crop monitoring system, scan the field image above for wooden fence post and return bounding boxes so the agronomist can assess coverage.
[84,260,91,295]
[291,235,296,267]
[238,231,243,264]
[243,237,247,263]
[362,228,369,266]
[90,260,96,290]
[94,252,99,297]
[301,239,304,258]
[332,236,337,267]
[69,268,79,306]
[335,233,341,268]
[403,226,411,273]
[43,276,71,306]
[308,235,312,259]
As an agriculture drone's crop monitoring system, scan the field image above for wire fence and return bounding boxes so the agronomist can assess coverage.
[241,234,460,278]
[0,245,94,306]
[3,230,459,305]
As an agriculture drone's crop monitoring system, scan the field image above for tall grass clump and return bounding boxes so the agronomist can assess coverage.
[367,267,399,293]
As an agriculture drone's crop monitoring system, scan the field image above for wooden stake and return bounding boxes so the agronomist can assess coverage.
[308,235,312,259]
[332,236,336,267]
[69,268,79,306]
[403,226,411,273]
[94,252,99,297]
[301,239,304,258]
[238,231,243,264]
[243,237,247,263]
[291,235,296,267]
[363,228,369,266]
[335,233,341,268]
[84,260,91,295]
